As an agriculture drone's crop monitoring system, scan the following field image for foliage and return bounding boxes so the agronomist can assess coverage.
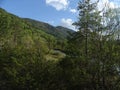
[24,18,75,40]
[0,0,120,89]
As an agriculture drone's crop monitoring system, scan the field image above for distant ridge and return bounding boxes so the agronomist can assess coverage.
[23,18,75,39]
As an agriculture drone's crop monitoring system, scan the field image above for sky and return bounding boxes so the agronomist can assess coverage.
[0,0,120,30]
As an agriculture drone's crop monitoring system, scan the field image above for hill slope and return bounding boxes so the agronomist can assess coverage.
[0,8,55,53]
[0,8,74,60]
[24,18,75,39]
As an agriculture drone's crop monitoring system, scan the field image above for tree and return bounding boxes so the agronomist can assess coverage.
[60,0,104,89]
[63,0,120,89]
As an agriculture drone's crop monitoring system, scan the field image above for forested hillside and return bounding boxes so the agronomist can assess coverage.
[0,7,74,59]
[0,0,120,90]
[23,18,75,39]
[0,8,73,89]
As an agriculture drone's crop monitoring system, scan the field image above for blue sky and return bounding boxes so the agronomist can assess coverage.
[0,0,79,30]
[0,0,119,30]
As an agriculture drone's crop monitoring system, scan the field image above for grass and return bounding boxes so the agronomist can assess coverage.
[46,50,66,61]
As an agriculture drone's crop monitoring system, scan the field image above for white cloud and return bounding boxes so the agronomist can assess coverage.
[70,8,77,13]
[97,0,118,10]
[46,0,69,11]
[61,18,76,30]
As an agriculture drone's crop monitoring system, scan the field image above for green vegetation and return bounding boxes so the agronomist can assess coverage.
[46,50,66,61]
[24,18,74,39]
[0,0,120,90]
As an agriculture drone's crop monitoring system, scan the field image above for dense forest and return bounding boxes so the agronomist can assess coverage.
[0,0,120,90]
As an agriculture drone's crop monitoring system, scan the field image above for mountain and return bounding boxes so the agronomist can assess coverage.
[0,8,75,60]
[23,18,75,39]
[56,26,75,38]
[0,7,70,89]
[0,8,53,52]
